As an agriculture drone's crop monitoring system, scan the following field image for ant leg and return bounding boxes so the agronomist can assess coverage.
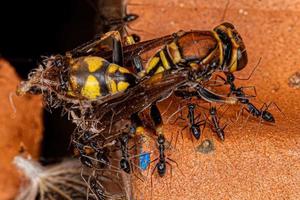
[170,115,185,125]
[194,113,201,121]
[167,158,184,177]
[208,74,228,87]
[237,85,257,99]
[167,103,187,124]
[235,58,262,80]
[166,160,173,180]
[179,125,188,143]
[150,163,158,198]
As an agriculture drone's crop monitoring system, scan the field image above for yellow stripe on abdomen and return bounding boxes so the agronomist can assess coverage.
[146,56,160,74]
[117,81,130,92]
[159,51,171,70]
[84,57,104,72]
[81,75,101,99]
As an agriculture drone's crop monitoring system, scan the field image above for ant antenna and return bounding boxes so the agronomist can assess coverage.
[235,57,262,80]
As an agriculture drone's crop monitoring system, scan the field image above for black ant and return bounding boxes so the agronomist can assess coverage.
[186,103,206,140]
[208,106,226,141]
[151,134,179,177]
[73,135,112,169]
[225,73,275,123]
[74,142,94,168]
[119,133,131,173]
[96,147,110,169]
[89,176,105,200]
[169,102,206,143]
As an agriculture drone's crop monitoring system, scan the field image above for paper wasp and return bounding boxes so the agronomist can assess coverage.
[17,21,277,183]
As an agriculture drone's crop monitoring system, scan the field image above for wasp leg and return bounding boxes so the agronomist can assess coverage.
[195,84,238,105]
[123,35,144,75]
[150,103,164,136]
[67,31,123,59]
[112,32,124,66]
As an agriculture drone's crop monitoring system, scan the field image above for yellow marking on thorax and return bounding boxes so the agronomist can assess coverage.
[81,75,101,99]
[85,57,104,72]
[117,81,130,92]
[155,66,165,74]
[190,63,199,71]
[228,29,238,72]
[136,126,145,135]
[108,79,118,94]
[168,42,182,64]
[138,71,146,77]
[211,31,224,66]
[229,53,238,72]
[146,57,160,74]
[118,67,130,73]
[107,64,119,73]
[159,51,171,70]
[125,36,136,45]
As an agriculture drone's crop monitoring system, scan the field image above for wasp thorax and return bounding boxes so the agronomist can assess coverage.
[214,22,248,72]
[67,56,137,100]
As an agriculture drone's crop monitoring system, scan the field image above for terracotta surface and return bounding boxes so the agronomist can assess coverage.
[0,60,43,200]
[1,1,300,199]
[127,0,300,199]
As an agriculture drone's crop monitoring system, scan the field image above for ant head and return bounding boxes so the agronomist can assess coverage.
[188,103,195,110]
[157,134,165,144]
[120,132,129,143]
[120,159,131,173]
[226,72,235,82]
[209,106,217,115]
[214,22,248,72]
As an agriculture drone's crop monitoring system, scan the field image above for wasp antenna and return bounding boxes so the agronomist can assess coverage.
[85,0,99,13]
[220,0,230,22]
[126,2,152,7]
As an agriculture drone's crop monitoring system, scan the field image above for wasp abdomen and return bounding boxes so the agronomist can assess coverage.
[68,56,137,100]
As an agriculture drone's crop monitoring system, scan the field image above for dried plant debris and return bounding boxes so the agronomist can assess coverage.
[288,72,300,89]
[14,156,128,200]
[14,156,88,200]
[197,139,215,154]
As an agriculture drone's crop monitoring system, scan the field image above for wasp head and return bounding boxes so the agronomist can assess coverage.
[16,67,43,96]
[214,22,248,72]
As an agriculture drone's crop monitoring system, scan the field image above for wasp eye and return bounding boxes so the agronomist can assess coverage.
[220,22,235,29]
